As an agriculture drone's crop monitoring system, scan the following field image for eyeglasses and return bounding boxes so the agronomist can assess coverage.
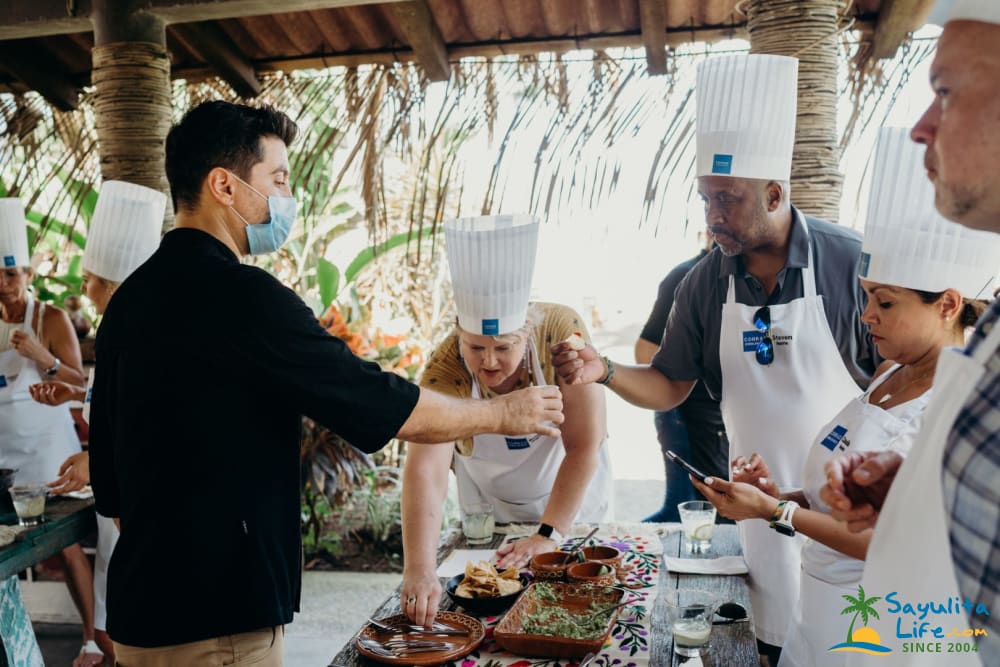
[753,306,774,366]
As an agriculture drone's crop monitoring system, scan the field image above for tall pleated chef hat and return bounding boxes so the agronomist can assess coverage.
[858,127,1000,299]
[0,199,30,269]
[83,181,165,283]
[696,54,799,181]
[444,215,540,336]
[928,0,1000,26]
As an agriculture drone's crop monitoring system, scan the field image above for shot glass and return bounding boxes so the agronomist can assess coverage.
[9,484,48,526]
[461,502,495,545]
[678,500,716,554]
[665,589,719,657]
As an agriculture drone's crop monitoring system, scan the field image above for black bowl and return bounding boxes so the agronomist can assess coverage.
[445,572,529,617]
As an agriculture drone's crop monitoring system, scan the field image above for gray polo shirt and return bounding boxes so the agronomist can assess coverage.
[651,207,879,400]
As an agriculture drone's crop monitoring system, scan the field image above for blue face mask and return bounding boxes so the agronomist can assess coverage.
[228,172,297,255]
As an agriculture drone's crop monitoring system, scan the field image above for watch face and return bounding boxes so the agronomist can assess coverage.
[774,523,795,537]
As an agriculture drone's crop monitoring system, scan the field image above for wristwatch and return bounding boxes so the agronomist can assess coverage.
[536,522,564,546]
[770,500,799,537]
[44,358,61,377]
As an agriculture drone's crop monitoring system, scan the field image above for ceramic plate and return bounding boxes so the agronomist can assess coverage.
[355,611,485,665]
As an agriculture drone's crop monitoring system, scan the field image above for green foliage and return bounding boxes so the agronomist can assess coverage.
[301,483,343,558]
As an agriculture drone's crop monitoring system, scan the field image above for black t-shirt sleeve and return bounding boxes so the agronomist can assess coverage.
[651,266,706,381]
[640,260,693,345]
[228,269,419,453]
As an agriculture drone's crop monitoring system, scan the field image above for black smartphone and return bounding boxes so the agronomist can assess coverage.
[665,450,709,483]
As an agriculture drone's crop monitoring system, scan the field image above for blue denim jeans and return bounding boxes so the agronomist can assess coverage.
[643,408,698,523]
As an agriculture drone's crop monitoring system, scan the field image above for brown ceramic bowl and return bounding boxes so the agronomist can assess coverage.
[566,561,617,587]
[581,545,622,567]
[529,551,571,581]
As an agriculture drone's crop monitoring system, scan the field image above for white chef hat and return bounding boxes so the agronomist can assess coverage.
[0,199,30,269]
[928,0,1000,26]
[858,127,1000,299]
[83,181,165,283]
[696,54,799,181]
[443,215,539,336]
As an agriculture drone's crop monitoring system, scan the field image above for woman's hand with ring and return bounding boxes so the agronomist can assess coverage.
[400,569,441,628]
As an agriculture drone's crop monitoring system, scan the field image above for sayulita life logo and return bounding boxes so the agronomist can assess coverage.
[828,585,990,658]
[829,586,893,655]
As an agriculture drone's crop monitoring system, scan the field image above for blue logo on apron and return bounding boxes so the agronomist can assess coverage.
[820,425,849,451]
[712,154,733,174]
[505,437,530,450]
[3,256,14,267]
[743,331,765,352]
[482,318,499,336]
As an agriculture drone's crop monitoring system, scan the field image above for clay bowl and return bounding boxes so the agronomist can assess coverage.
[529,551,571,582]
[581,545,623,568]
[566,561,617,587]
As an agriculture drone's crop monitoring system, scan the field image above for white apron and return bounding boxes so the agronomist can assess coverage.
[0,296,80,483]
[779,366,930,667]
[455,339,613,524]
[81,367,121,632]
[719,230,861,646]
[846,325,1000,667]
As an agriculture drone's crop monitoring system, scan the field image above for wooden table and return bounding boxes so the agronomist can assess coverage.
[328,524,758,666]
[660,525,757,666]
[0,497,96,581]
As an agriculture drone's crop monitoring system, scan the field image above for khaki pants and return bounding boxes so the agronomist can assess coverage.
[114,626,283,667]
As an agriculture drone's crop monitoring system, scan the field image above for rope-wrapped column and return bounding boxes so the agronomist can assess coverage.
[747,0,844,222]
[92,42,174,230]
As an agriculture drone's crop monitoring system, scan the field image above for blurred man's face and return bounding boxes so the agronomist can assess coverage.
[911,21,1000,233]
[697,176,772,257]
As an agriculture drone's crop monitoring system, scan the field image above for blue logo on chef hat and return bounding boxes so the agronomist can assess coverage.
[712,154,733,175]
[481,319,499,336]
[828,586,892,656]
[859,252,871,278]
[3,255,14,267]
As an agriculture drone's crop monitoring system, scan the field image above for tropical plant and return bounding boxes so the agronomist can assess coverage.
[840,585,882,642]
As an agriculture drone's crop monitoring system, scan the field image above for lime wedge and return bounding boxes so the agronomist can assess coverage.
[691,523,714,541]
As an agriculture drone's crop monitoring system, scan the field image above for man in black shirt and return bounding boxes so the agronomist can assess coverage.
[634,232,726,522]
[88,101,563,666]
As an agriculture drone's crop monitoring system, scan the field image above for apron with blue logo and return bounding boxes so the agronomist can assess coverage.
[454,337,613,524]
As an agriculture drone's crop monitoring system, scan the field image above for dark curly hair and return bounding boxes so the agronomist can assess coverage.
[914,289,989,328]
[165,101,298,212]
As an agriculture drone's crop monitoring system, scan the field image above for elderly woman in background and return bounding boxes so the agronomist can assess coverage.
[0,198,98,665]
[29,181,165,667]
[693,128,1000,667]
[400,215,613,627]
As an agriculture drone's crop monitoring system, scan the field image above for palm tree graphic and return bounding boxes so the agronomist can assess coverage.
[841,585,882,643]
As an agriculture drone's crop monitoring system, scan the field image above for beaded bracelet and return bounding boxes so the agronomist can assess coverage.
[769,500,788,526]
[597,355,615,385]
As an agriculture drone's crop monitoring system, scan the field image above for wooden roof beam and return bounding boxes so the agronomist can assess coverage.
[0,0,407,39]
[0,41,81,110]
[171,22,261,98]
[872,0,936,59]
[387,0,450,81]
[638,0,668,75]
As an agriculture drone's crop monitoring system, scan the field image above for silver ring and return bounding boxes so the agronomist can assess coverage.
[406,596,416,604]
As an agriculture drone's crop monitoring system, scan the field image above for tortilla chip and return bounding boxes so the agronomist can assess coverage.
[455,560,523,598]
